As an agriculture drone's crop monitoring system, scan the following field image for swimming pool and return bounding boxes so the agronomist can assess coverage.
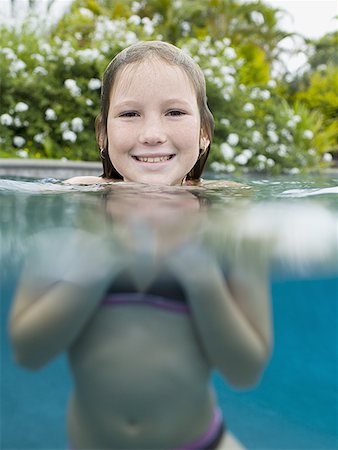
[1,173,337,449]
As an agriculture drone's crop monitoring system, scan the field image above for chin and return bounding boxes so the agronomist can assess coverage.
[133,174,183,186]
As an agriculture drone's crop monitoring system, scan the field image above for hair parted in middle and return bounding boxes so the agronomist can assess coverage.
[96,40,215,181]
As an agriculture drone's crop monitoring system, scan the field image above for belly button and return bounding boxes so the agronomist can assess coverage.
[126,418,139,433]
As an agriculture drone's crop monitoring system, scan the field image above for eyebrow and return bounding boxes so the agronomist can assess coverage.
[111,98,194,111]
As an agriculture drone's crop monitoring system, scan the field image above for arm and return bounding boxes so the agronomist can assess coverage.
[63,176,103,185]
[9,228,123,369]
[168,245,272,388]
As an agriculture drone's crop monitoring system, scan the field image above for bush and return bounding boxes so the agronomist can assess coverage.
[0,4,334,174]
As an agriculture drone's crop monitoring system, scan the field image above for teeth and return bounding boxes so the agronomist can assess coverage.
[136,155,171,163]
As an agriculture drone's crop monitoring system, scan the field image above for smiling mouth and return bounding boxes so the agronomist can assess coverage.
[133,155,175,163]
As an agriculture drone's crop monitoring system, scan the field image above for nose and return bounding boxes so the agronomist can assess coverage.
[139,118,167,145]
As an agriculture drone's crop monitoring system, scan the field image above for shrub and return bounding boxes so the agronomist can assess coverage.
[0,5,334,174]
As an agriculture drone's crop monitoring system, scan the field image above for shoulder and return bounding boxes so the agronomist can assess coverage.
[63,176,113,185]
[184,179,248,189]
[200,179,247,188]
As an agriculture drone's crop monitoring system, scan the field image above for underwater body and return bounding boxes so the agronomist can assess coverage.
[1,173,337,449]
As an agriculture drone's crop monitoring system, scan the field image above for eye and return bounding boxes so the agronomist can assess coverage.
[118,111,140,118]
[166,110,186,117]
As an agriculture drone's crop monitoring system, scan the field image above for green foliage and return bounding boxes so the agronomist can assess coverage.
[284,31,338,159]
[306,31,338,69]
[0,0,334,174]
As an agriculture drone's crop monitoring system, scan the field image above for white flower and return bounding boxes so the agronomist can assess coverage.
[203,68,213,77]
[323,152,333,162]
[252,130,262,144]
[64,57,75,66]
[303,130,314,139]
[227,133,239,146]
[317,64,327,71]
[278,144,288,157]
[250,88,260,99]
[289,167,300,174]
[250,11,265,25]
[32,53,44,63]
[210,161,226,172]
[88,78,101,90]
[223,74,235,85]
[213,77,223,88]
[260,90,270,100]
[77,48,101,62]
[308,148,316,156]
[2,47,16,60]
[86,99,94,106]
[220,118,230,127]
[143,23,155,35]
[45,108,57,121]
[16,149,28,158]
[9,59,26,73]
[60,121,69,131]
[267,79,277,89]
[210,57,220,67]
[243,102,254,112]
[246,119,255,128]
[0,113,13,126]
[13,136,26,147]
[220,65,235,76]
[234,153,248,165]
[266,158,275,167]
[131,1,142,12]
[220,142,234,160]
[33,66,48,75]
[14,117,22,127]
[242,149,253,159]
[79,7,94,18]
[15,102,29,112]
[281,128,293,142]
[225,164,235,173]
[64,79,81,97]
[257,154,267,162]
[34,133,46,143]
[125,31,138,45]
[181,21,191,33]
[71,117,84,132]
[128,15,142,26]
[62,130,77,142]
[267,130,279,143]
[223,47,236,59]
[40,43,52,53]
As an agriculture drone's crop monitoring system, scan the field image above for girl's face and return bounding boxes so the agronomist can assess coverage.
[107,59,208,185]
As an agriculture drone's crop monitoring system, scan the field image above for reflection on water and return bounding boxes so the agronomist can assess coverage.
[1,174,337,450]
[1,175,337,281]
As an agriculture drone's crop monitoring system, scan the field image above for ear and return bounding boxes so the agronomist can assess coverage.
[95,115,107,150]
[199,130,210,152]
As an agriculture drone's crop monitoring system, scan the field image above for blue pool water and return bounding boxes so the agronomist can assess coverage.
[1,174,337,449]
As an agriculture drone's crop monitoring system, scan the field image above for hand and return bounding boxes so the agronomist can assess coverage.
[24,227,124,288]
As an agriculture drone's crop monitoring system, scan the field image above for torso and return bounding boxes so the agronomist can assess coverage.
[67,275,215,449]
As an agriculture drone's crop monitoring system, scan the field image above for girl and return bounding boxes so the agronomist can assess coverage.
[9,41,272,449]
[66,40,212,186]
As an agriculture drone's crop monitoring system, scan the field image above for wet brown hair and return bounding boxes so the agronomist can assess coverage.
[96,41,214,181]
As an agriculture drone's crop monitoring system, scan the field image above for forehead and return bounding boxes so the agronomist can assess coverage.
[110,58,197,101]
